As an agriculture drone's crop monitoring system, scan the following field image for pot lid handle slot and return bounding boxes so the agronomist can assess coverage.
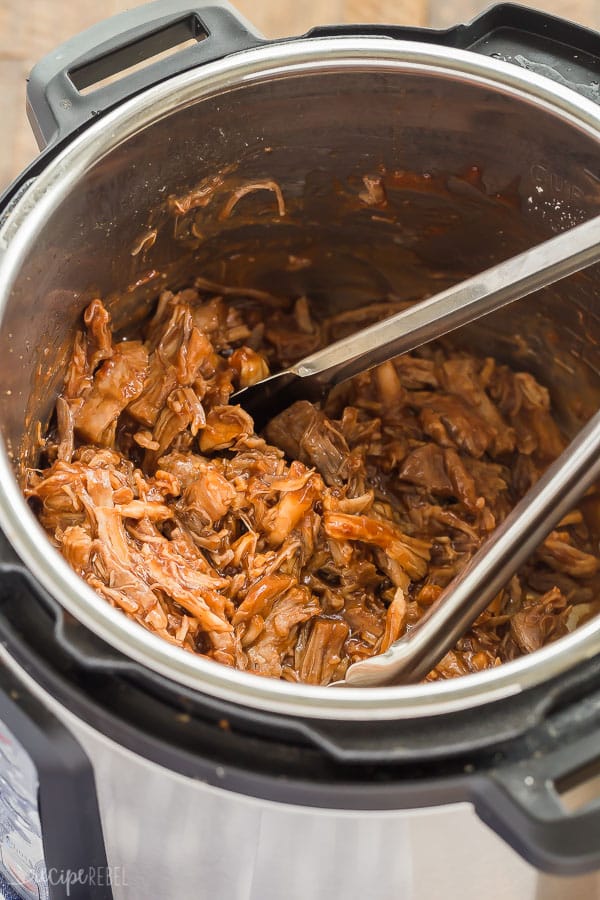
[26,0,264,150]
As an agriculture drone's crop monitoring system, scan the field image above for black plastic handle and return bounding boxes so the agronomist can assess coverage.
[472,678,600,874]
[309,2,600,105]
[26,0,263,149]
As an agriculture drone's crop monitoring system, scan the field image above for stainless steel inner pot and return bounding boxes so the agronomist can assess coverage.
[1,38,600,720]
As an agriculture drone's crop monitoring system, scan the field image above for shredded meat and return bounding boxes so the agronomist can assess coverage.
[265,401,349,487]
[24,288,600,684]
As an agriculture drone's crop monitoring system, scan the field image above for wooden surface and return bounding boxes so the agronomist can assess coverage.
[1,0,600,189]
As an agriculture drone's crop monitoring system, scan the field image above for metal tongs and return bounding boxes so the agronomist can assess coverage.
[233,215,600,686]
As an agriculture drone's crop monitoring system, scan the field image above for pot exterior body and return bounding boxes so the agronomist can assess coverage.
[16,652,587,900]
[47,703,600,900]
[4,652,600,899]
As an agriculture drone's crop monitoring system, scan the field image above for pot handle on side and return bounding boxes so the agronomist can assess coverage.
[456,2,600,106]
[309,2,600,104]
[26,0,264,149]
[469,689,600,875]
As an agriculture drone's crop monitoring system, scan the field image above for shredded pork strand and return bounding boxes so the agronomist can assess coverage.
[24,289,600,684]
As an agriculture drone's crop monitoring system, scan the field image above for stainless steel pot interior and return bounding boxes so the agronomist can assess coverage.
[1,39,600,720]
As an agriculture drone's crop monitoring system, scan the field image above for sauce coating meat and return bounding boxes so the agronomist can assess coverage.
[23,288,600,684]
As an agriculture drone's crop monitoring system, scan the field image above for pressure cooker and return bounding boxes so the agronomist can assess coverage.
[2,1,600,897]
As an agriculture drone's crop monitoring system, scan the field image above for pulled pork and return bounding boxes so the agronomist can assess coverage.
[24,289,600,684]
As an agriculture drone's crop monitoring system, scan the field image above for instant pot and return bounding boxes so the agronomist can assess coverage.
[2,1,600,897]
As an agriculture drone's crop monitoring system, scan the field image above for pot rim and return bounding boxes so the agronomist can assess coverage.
[2,36,600,721]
